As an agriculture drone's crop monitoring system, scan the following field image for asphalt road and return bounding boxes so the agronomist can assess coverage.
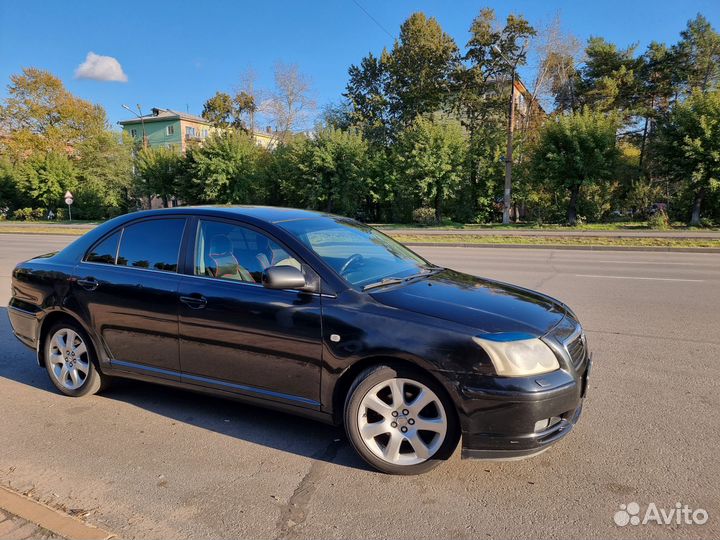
[0,233,718,539]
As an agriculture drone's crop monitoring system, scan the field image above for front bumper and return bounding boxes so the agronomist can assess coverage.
[457,352,591,460]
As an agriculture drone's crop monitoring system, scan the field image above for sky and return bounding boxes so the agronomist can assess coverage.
[1,0,718,130]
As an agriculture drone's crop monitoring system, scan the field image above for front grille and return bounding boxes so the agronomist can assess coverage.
[566,332,586,368]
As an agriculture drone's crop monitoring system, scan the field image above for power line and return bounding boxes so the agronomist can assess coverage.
[350,0,394,40]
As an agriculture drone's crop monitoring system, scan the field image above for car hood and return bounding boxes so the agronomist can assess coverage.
[369,269,566,337]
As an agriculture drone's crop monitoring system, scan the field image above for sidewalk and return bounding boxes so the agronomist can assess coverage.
[0,487,112,540]
[0,509,62,540]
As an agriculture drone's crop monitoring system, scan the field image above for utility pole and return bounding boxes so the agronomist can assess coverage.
[494,45,522,225]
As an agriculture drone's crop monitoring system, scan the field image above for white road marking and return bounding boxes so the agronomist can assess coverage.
[572,259,701,266]
[574,274,704,282]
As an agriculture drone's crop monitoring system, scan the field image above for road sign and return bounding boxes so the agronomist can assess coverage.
[64,191,74,221]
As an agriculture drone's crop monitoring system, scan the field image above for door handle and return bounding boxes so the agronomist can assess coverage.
[77,278,99,291]
[180,294,207,309]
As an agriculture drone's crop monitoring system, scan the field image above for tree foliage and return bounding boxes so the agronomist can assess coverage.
[15,152,77,209]
[530,109,619,224]
[0,68,107,160]
[134,146,183,208]
[393,117,466,222]
[180,131,266,204]
[652,90,720,225]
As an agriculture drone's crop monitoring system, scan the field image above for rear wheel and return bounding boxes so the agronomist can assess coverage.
[344,364,459,474]
[44,321,108,397]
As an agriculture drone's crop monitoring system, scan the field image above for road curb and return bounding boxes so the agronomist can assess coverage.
[0,486,114,540]
[403,242,720,253]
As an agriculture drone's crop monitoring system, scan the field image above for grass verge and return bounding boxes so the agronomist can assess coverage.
[389,233,720,249]
[376,221,718,232]
[0,226,91,235]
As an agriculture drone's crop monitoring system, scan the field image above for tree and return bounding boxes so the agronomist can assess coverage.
[233,91,257,131]
[530,109,619,225]
[0,68,107,160]
[0,158,21,211]
[74,131,134,218]
[344,52,391,145]
[134,146,183,208]
[202,91,235,128]
[576,38,640,115]
[454,8,536,214]
[636,42,682,170]
[393,117,467,223]
[385,13,460,127]
[16,152,77,209]
[180,131,265,204]
[675,14,720,94]
[279,127,371,216]
[652,90,720,226]
[202,90,257,131]
[266,63,316,140]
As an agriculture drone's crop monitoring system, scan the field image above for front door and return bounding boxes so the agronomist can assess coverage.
[73,217,187,379]
[177,219,323,408]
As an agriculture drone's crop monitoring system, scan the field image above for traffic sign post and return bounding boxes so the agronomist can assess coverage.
[64,191,74,222]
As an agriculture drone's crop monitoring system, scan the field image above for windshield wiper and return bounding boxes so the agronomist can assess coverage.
[362,268,444,291]
[362,277,405,291]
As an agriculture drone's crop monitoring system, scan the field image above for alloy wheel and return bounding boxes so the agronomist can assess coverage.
[47,328,91,391]
[357,377,447,466]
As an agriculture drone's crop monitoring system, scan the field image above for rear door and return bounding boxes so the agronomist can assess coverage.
[72,217,187,379]
[177,218,323,407]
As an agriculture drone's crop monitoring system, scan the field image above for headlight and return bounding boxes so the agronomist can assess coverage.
[473,334,560,377]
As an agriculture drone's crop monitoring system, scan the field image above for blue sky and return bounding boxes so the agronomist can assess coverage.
[1,0,718,129]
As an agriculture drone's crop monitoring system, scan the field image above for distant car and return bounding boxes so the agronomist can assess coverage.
[7,206,590,474]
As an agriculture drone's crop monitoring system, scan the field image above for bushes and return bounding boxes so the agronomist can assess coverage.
[12,207,46,221]
[648,210,670,230]
[412,207,436,224]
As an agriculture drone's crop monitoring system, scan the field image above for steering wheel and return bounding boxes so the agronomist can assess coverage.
[339,254,364,276]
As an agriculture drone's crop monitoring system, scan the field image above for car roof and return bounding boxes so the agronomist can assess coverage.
[130,205,333,224]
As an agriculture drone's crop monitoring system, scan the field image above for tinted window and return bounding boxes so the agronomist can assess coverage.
[86,231,120,264]
[117,219,185,272]
[195,220,301,283]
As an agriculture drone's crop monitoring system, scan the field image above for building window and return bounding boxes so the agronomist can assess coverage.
[201,129,208,139]
[130,129,137,138]
[185,126,196,138]
[166,125,175,136]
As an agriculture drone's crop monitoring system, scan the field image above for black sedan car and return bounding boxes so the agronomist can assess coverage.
[8,206,590,474]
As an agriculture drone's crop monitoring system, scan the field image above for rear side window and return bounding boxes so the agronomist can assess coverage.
[117,219,185,272]
[86,231,121,264]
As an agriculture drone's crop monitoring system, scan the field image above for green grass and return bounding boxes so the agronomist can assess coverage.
[375,220,719,231]
[0,226,92,235]
[388,233,720,249]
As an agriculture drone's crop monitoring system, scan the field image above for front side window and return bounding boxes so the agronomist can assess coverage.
[117,219,185,272]
[195,220,301,283]
[130,129,137,138]
[279,218,430,288]
[166,125,175,136]
[85,231,121,265]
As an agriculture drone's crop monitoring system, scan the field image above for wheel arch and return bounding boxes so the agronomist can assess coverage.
[37,309,102,369]
[330,355,461,427]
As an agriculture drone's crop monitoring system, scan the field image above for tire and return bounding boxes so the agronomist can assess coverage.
[43,321,109,397]
[344,364,459,475]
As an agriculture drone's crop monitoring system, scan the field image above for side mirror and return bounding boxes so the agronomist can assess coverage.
[262,266,306,290]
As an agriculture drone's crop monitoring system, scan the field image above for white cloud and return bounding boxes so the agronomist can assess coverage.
[74,52,128,82]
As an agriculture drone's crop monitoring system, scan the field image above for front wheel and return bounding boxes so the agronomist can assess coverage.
[44,322,109,397]
[344,365,459,475]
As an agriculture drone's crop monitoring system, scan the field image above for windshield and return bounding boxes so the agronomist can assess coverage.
[279,218,433,288]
